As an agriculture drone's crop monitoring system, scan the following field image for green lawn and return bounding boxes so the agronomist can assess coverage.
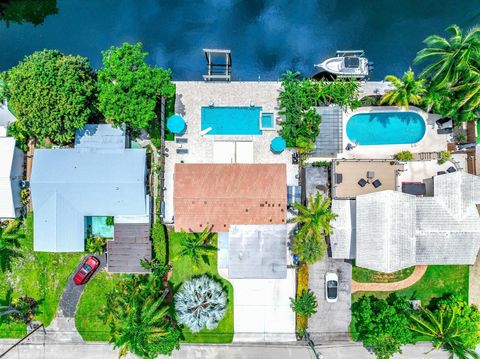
[0,214,83,338]
[352,265,469,304]
[169,231,234,343]
[352,265,415,283]
[75,271,125,341]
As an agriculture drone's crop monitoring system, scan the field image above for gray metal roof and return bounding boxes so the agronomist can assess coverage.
[356,190,417,273]
[330,199,356,259]
[74,124,126,152]
[313,106,343,155]
[333,172,480,272]
[30,148,148,252]
[227,224,287,279]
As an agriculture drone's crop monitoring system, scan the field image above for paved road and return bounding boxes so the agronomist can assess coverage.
[308,256,352,342]
[0,341,451,359]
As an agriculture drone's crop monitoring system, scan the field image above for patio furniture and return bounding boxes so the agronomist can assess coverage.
[176,137,188,144]
[447,166,457,173]
[358,178,367,187]
[437,171,446,175]
[292,152,299,165]
[176,148,189,154]
[436,117,452,129]
[372,179,382,188]
[402,182,426,196]
[335,173,343,184]
[367,171,375,179]
[437,127,453,135]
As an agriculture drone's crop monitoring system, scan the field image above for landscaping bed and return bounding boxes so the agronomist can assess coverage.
[0,214,83,338]
[352,265,415,283]
[169,230,234,343]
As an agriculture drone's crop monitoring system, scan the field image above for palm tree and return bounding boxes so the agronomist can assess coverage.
[177,228,217,268]
[414,25,480,88]
[292,233,327,264]
[292,193,337,237]
[410,306,480,359]
[380,69,425,110]
[0,220,24,273]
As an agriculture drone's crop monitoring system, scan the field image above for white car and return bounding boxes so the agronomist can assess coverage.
[325,272,338,303]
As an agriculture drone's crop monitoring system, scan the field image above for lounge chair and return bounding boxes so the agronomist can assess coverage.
[358,178,367,187]
[176,137,188,144]
[447,166,457,173]
[176,148,188,154]
[372,179,382,188]
[367,171,375,179]
[437,171,446,175]
[335,173,343,184]
[437,127,453,135]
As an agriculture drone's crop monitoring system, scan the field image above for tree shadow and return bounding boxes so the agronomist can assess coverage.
[0,0,58,27]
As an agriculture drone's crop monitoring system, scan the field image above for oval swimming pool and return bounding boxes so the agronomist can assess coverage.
[346,111,426,145]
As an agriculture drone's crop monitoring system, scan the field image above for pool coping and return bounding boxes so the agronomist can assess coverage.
[344,106,428,146]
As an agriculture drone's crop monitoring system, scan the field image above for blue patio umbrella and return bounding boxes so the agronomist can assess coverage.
[271,136,286,153]
[167,114,186,134]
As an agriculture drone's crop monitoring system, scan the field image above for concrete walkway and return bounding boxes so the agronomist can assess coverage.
[0,341,452,359]
[469,252,480,307]
[352,265,427,293]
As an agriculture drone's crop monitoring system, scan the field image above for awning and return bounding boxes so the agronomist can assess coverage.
[271,136,286,153]
[167,114,186,134]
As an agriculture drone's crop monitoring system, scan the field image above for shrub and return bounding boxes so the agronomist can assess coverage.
[105,216,114,226]
[352,294,413,359]
[438,150,452,165]
[311,161,331,167]
[86,235,107,254]
[455,130,467,144]
[152,223,167,263]
[291,289,318,318]
[0,296,39,324]
[394,150,414,161]
[296,263,309,331]
[20,188,30,205]
[174,275,227,333]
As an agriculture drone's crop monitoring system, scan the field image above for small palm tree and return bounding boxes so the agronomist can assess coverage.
[414,25,480,88]
[380,69,425,110]
[292,234,327,264]
[292,193,337,237]
[410,306,480,359]
[177,228,217,268]
[0,220,24,273]
[291,289,318,318]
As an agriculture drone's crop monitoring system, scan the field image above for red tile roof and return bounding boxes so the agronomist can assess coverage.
[174,164,287,232]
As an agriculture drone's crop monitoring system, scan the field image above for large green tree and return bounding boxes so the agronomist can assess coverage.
[380,69,425,110]
[291,193,337,264]
[352,294,414,359]
[97,42,175,130]
[0,0,58,27]
[410,296,480,359]
[4,49,96,145]
[176,228,217,268]
[101,275,180,359]
[415,25,480,122]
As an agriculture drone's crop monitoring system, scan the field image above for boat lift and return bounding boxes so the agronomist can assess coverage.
[203,48,232,81]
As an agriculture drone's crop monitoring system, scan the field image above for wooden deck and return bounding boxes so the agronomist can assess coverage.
[107,223,151,273]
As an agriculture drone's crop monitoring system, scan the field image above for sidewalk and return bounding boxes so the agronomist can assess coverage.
[0,341,451,359]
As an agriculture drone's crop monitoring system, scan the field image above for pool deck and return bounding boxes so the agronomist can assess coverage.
[331,106,449,160]
[163,81,299,224]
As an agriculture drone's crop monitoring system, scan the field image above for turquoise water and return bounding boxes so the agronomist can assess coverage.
[85,216,114,238]
[201,106,262,135]
[261,113,274,129]
[346,112,426,145]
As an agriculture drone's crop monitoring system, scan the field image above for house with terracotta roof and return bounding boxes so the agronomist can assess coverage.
[173,163,287,232]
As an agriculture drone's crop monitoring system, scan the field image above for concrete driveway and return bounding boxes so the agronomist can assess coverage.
[308,256,352,343]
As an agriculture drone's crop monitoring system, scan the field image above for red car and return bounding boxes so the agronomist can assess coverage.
[73,256,100,285]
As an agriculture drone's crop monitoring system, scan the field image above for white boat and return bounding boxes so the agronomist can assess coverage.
[314,50,369,79]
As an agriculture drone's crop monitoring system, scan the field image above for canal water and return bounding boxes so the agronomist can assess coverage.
[0,0,479,80]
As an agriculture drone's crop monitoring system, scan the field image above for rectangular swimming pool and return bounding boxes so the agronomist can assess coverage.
[201,106,262,135]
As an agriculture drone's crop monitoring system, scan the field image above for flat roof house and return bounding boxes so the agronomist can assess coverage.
[0,137,24,219]
[30,125,150,272]
[331,171,480,273]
